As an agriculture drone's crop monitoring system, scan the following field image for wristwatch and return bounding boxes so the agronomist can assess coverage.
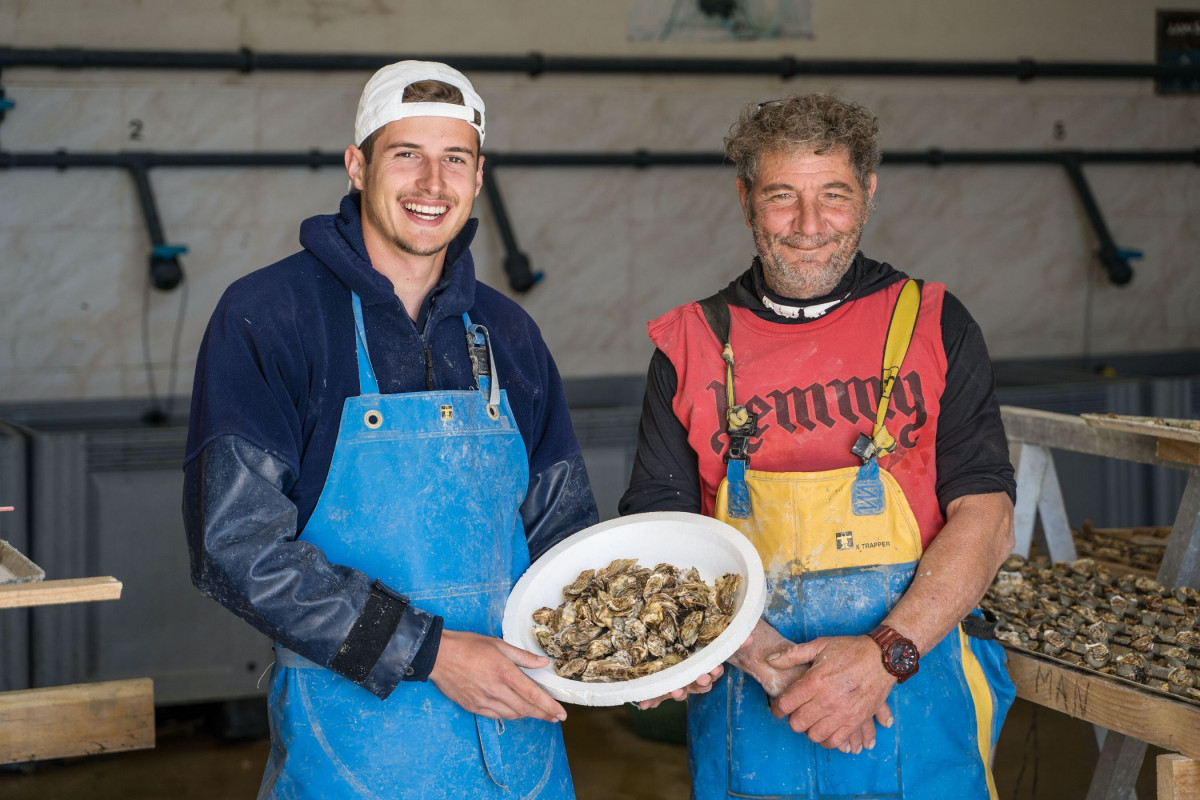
[869,624,919,683]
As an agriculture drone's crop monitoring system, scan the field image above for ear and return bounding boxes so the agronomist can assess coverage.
[736,177,752,229]
[864,172,877,215]
[474,154,485,198]
[345,145,366,192]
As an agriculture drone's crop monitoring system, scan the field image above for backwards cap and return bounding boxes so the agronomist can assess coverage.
[354,60,486,147]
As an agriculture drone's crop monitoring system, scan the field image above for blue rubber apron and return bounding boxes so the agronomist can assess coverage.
[258,293,575,800]
[688,465,1014,800]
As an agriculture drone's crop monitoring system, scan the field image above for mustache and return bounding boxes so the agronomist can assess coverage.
[773,233,840,249]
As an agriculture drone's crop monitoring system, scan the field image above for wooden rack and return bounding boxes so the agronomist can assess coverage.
[0,559,154,765]
[1002,406,1200,800]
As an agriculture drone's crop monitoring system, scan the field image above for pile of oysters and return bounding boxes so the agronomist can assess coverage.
[983,554,1200,703]
[531,558,742,682]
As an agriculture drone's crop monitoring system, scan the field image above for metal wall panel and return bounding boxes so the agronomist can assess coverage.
[0,423,31,692]
[4,413,273,704]
[29,432,90,688]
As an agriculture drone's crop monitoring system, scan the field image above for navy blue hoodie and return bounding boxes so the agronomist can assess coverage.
[183,194,597,698]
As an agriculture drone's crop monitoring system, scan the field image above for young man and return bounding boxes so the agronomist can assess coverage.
[620,94,1017,799]
[183,61,597,799]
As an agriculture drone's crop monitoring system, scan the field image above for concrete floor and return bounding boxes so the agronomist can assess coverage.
[0,698,1162,798]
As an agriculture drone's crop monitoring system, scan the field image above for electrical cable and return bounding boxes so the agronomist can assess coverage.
[140,265,189,424]
[1083,259,1097,372]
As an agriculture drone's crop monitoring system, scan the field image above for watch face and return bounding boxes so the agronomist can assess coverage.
[886,642,919,675]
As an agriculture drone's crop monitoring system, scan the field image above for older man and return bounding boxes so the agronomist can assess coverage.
[184,61,597,799]
[620,94,1016,799]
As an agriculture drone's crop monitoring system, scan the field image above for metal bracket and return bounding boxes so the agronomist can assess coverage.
[480,165,542,293]
[0,69,12,128]
[126,160,185,291]
[1060,155,1141,286]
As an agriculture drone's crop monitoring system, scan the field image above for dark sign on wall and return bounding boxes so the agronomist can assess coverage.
[1157,10,1200,94]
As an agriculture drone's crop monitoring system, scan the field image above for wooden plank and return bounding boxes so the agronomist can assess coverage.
[1007,651,1200,759]
[0,678,155,764]
[1001,406,1173,468]
[0,576,122,609]
[1158,754,1200,800]
[1157,438,1200,466]
[1082,413,1200,444]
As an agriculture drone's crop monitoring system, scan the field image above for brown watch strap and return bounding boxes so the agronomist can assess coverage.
[869,624,911,652]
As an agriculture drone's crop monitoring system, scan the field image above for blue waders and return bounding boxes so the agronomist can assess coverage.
[688,282,1014,799]
[259,293,575,800]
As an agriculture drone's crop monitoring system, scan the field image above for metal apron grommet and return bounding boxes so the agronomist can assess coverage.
[487,404,500,420]
[363,409,383,429]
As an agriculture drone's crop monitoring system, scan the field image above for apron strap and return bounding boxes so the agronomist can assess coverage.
[351,292,381,395]
[351,298,501,413]
[699,292,757,519]
[867,279,922,458]
[462,313,502,417]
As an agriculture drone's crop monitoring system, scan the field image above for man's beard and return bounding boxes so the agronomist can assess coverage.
[751,206,868,301]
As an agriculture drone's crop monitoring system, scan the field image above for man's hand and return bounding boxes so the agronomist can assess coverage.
[730,621,892,752]
[728,620,801,698]
[636,663,726,710]
[429,629,567,723]
[767,634,895,753]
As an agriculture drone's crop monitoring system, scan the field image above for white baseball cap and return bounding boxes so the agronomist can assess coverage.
[353,60,486,147]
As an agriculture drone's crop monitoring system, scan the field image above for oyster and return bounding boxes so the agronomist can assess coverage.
[1041,629,1067,656]
[1084,642,1111,669]
[563,569,596,597]
[679,610,704,648]
[1115,652,1149,683]
[1175,630,1200,649]
[698,613,732,646]
[715,573,743,615]
[534,557,743,682]
[983,554,1200,706]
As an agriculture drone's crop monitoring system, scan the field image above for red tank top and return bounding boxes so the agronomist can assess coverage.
[649,281,949,549]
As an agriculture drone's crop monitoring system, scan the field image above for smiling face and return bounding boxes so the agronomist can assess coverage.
[346,115,483,266]
[738,146,876,301]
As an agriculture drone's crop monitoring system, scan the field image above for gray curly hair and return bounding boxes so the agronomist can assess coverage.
[724,94,881,191]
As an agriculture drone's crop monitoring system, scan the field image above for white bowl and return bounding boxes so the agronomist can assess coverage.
[502,511,765,707]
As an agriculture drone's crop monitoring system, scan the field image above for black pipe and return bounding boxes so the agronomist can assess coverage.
[127,163,165,245]
[480,167,539,293]
[1060,155,1135,285]
[0,150,345,169]
[4,148,1196,170]
[881,149,1200,166]
[489,151,726,168]
[3,46,1200,81]
[126,162,184,291]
